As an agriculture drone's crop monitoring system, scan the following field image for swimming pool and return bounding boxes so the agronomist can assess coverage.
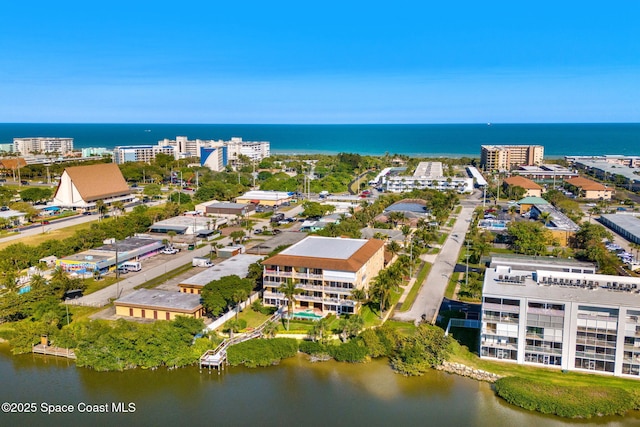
[292,310,324,320]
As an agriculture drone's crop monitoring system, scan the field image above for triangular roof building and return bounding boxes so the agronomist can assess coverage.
[53,163,133,209]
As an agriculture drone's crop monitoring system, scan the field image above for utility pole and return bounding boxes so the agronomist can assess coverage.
[465,239,470,288]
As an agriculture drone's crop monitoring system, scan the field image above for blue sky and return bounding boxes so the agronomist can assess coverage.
[1,1,638,123]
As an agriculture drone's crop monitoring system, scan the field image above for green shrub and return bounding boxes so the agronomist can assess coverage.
[494,376,636,418]
[360,324,398,358]
[328,340,368,363]
[298,340,327,355]
[227,338,298,368]
[390,324,450,376]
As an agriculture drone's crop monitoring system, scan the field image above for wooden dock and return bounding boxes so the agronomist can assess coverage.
[32,344,76,360]
[199,311,281,374]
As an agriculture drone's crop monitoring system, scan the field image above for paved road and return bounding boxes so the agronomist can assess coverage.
[394,191,482,323]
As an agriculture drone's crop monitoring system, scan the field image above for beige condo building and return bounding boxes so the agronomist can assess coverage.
[481,145,544,171]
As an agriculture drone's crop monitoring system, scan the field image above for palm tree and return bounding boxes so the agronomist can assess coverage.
[508,205,518,222]
[262,320,278,338]
[386,240,401,258]
[232,289,248,321]
[279,278,302,331]
[167,230,177,246]
[340,315,364,342]
[349,288,368,307]
[29,273,47,291]
[95,200,107,220]
[538,211,552,227]
[309,317,331,344]
[112,201,125,219]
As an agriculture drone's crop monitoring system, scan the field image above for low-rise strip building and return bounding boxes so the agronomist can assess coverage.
[115,289,204,320]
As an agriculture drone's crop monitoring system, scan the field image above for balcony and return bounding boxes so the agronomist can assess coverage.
[575,339,617,349]
[480,341,518,351]
[263,291,285,300]
[525,345,562,355]
[264,269,293,277]
[324,286,354,295]
[296,294,324,303]
[575,351,616,362]
[295,271,323,279]
[483,302,520,313]
[297,283,324,292]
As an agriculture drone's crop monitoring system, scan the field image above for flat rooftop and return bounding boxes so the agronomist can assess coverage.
[600,214,640,239]
[61,250,113,263]
[97,237,163,253]
[280,236,368,260]
[490,254,596,272]
[575,160,640,183]
[150,216,216,231]
[180,254,263,287]
[115,289,202,311]
[484,266,640,307]
[413,161,443,178]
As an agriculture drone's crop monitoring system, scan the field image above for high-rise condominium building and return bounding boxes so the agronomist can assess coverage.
[480,145,544,171]
[13,137,74,156]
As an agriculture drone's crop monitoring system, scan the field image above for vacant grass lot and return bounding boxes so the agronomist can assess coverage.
[0,221,94,251]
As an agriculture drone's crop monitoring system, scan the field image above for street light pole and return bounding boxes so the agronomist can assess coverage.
[465,239,470,289]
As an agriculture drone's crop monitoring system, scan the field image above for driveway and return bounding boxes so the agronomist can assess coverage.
[393,192,481,323]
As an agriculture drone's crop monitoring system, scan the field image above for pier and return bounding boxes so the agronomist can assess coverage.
[199,311,281,374]
[32,344,77,360]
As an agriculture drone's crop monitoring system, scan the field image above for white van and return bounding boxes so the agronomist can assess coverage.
[122,261,142,272]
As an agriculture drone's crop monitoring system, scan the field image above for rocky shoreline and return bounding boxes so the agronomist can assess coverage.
[437,361,502,383]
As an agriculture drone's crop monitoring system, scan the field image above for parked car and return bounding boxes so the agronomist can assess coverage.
[82,211,93,215]
[254,228,263,234]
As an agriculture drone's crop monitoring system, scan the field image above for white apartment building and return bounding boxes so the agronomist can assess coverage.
[386,161,473,193]
[480,145,544,171]
[112,145,178,164]
[225,137,270,165]
[481,256,640,378]
[153,136,270,168]
[13,137,74,156]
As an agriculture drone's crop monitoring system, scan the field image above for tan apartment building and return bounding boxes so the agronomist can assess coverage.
[481,145,544,172]
[564,177,614,200]
[503,175,543,198]
[262,236,385,315]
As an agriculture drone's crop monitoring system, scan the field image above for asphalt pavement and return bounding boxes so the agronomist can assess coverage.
[393,191,482,323]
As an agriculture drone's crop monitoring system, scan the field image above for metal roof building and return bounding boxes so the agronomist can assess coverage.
[599,214,640,244]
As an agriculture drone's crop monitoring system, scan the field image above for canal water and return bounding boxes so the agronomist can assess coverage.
[1,343,638,427]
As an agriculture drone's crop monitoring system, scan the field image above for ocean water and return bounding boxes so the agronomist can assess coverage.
[0,123,638,157]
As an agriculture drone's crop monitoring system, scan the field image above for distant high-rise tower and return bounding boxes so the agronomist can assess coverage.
[480,145,544,171]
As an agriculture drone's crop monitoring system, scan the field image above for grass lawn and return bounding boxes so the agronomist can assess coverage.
[437,232,447,245]
[68,305,105,322]
[385,320,417,336]
[399,262,431,312]
[448,339,640,393]
[444,273,459,299]
[237,308,271,329]
[455,206,462,214]
[82,276,119,295]
[0,221,94,251]
[360,304,382,328]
